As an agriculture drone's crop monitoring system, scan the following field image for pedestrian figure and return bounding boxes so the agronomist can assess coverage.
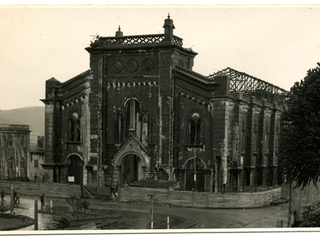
[110,185,118,200]
[15,189,20,204]
[40,193,45,210]
[13,189,17,204]
[0,189,5,204]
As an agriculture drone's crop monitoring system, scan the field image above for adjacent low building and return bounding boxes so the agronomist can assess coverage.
[29,136,45,182]
[0,124,30,180]
[41,16,287,193]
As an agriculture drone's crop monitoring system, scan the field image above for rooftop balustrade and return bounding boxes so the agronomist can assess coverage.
[90,34,183,48]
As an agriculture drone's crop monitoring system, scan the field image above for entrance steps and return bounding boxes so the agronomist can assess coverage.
[81,185,96,199]
[81,185,111,200]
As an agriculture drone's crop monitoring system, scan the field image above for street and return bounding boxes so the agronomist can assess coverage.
[4,194,290,231]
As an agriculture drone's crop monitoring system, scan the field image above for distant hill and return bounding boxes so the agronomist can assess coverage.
[0,106,45,143]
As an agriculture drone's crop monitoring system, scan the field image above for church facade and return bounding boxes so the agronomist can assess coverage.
[41,16,287,193]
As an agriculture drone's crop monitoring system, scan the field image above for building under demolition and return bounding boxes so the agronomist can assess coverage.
[41,16,287,193]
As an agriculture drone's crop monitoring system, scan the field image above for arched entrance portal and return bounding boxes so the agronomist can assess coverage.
[121,154,144,184]
[185,157,206,192]
[67,155,84,184]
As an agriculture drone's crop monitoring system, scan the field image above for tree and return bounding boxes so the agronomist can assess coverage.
[300,200,320,227]
[65,190,90,227]
[279,63,320,189]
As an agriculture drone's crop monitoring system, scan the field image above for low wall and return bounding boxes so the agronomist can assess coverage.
[120,187,281,209]
[0,180,282,209]
[0,180,81,199]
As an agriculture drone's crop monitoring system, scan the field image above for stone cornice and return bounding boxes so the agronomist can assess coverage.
[178,91,208,106]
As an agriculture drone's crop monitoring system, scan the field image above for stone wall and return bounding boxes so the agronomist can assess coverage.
[120,186,281,208]
[0,180,81,198]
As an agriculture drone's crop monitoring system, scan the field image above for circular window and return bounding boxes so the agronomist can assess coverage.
[142,58,154,72]
[126,59,139,73]
[113,60,124,73]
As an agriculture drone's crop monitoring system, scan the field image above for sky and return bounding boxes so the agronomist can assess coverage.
[0,4,320,110]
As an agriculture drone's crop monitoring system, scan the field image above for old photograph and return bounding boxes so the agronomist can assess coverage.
[0,4,320,237]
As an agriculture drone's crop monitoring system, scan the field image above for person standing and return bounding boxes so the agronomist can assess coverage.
[15,189,20,204]
[40,193,45,210]
[0,189,5,204]
[13,189,17,204]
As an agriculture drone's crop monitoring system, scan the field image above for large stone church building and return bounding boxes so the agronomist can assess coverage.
[41,16,287,193]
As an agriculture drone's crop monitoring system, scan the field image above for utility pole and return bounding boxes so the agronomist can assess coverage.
[10,184,13,215]
[193,148,197,192]
[148,194,154,229]
[34,199,38,230]
[287,181,292,227]
[118,166,122,212]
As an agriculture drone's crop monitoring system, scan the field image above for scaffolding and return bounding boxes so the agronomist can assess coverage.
[209,67,288,104]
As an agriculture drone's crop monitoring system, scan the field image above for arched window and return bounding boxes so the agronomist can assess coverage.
[76,119,81,142]
[141,112,150,143]
[253,119,258,152]
[241,119,247,152]
[67,116,81,143]
[125,99,140,137]
[264,122,269,152]
[189,113,202,145]
[67,118,75,141]
[115,112,125,143]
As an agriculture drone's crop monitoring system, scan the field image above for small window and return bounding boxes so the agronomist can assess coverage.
[20,157,26,177]
[8,134,13,147]
[34,159,39,168]
[240,156,244,167]
[8,157,13,168]
[20,157,25,169]
[21,135,26,147]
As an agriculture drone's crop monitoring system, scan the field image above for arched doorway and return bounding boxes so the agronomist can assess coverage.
[67,155,84,184]
[121,154,144,184]
[185,157,206,192]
